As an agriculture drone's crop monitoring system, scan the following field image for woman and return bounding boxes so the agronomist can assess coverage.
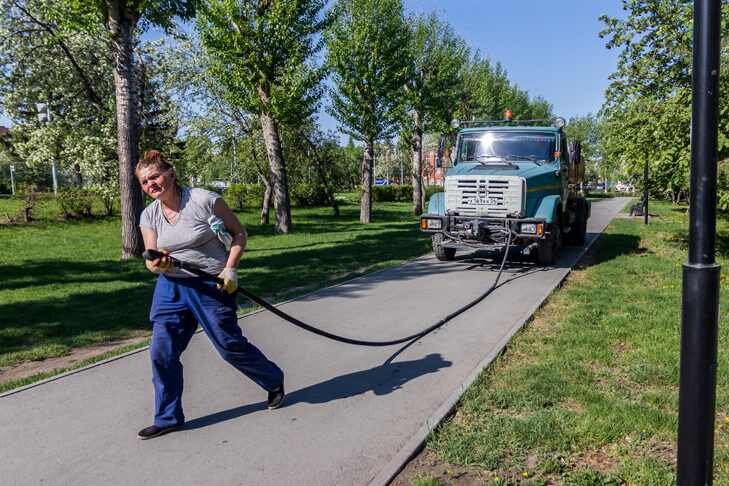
[135,150,284,440]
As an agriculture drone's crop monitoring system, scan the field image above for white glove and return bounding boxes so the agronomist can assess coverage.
[217,267,238,294]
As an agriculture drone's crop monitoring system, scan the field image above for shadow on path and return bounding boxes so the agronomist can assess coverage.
[184,353,451,431]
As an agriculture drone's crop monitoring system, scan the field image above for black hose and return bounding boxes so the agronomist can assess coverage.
[142,232,513,347]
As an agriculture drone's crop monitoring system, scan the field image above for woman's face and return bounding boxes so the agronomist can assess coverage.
[138,165,176,200]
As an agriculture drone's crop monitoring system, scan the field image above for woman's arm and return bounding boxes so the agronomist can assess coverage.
[213,197,247,269]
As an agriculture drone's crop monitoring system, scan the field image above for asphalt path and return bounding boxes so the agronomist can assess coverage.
[0,197,630,486]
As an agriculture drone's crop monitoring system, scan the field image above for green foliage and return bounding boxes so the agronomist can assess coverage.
[325,0,412,143]
[225,183,264,210]
[0,0,179,200]
[599,1,729,200]
[198,0,326,123]
[599,0,692,105]
[455,54,552,123]
[290,182,329,207]
[403,13,469,136]
[57,188,94,218]
[371,184,412,202]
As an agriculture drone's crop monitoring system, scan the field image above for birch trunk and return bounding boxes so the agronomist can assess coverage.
[411,111,424,215]
[360,138,374,224]
[257,88,292,233]
[108,4,144,259]
[260,171,272,225]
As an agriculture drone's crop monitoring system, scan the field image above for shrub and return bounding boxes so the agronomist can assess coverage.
[225,183,265,210]
[371,184,413,202]
[291,182,330,207]
[57,188,94,219]
[225,183,246,210]
[371,185,397,202]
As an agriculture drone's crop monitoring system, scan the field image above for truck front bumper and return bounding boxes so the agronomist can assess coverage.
[419,214,549,248]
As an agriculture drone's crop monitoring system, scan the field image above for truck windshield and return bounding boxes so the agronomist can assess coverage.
[458,131,556,163]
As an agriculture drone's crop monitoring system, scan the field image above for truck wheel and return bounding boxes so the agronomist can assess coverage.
[567,199,587,246]
[432,233,456,261]
[536,224,561,265]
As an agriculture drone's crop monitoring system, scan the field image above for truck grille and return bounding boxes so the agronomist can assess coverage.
[445,175,525,217]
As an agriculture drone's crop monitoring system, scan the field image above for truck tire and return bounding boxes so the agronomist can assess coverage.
[432,233,456,261]
[566,198,587,246]
[536,224,561,265]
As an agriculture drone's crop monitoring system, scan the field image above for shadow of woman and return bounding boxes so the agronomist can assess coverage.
[183,353,452,431]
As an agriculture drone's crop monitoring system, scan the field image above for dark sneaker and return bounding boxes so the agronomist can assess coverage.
[267,385,285,410]
[137,424,180,440]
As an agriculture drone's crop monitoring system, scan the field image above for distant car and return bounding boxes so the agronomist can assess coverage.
[374,178,389,186]
[615,182,635,193]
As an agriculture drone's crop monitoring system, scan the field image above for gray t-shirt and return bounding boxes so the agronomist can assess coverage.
[139,187,228,278]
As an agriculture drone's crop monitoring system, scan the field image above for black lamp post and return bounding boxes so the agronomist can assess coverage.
[677,0,722,483]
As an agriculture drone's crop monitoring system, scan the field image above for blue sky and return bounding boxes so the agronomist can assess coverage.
[2,1,623,132]
[320,0,623,134]
[405,0,622,118]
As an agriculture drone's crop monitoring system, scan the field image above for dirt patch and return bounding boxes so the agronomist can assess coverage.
[392,448,568,485]
[0,336,148,386]
[640,436,676,468]
[390,449,493,486]
[572,444,619,474]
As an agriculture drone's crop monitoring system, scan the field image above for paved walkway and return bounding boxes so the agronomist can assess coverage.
[0,198,630,486]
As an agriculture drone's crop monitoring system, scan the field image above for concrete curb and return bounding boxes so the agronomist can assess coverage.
[369,198,630,486]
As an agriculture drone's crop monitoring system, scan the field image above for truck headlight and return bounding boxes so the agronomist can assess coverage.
[420,217,443,230]
[520,223,537,234]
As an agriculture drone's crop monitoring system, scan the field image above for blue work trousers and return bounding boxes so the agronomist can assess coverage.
[149,275,284,427]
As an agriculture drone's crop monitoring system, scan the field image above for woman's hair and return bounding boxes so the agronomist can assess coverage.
[136,150,175,176]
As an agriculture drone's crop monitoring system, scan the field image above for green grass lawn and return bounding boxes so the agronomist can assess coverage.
[0,197,430,390]
[415,201,729,484]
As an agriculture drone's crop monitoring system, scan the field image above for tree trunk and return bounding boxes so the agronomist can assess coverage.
[108,5,144,259]
[260,171,272,225]
[411,111,424,215]
[314,148,340,217]
[257,86,292,233]
[360,138,374,224]
[249,138,270,225]
[73,163,83,186]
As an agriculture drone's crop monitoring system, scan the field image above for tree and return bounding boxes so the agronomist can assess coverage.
[61,0,196,258]
[326,0,411,223]
[598,1,718,200]
[0,0,117,198]
[454,53,552,124]
[198,0,326,233]
[565,113,603,179]
[403,13,468,214]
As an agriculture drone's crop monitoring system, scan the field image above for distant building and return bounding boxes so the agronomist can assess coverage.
[422,149,445,186]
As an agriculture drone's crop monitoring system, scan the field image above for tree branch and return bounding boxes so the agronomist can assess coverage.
[13,0,104,107]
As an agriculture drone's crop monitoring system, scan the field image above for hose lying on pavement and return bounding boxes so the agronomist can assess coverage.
[142,231,513,347]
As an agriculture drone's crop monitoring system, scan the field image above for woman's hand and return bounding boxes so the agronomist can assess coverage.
[217,267,238,294]
[148,248,173,274]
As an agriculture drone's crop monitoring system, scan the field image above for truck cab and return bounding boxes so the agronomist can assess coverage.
[419,116,589,264]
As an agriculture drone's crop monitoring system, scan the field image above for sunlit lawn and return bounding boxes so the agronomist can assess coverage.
[417,201,729,484]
